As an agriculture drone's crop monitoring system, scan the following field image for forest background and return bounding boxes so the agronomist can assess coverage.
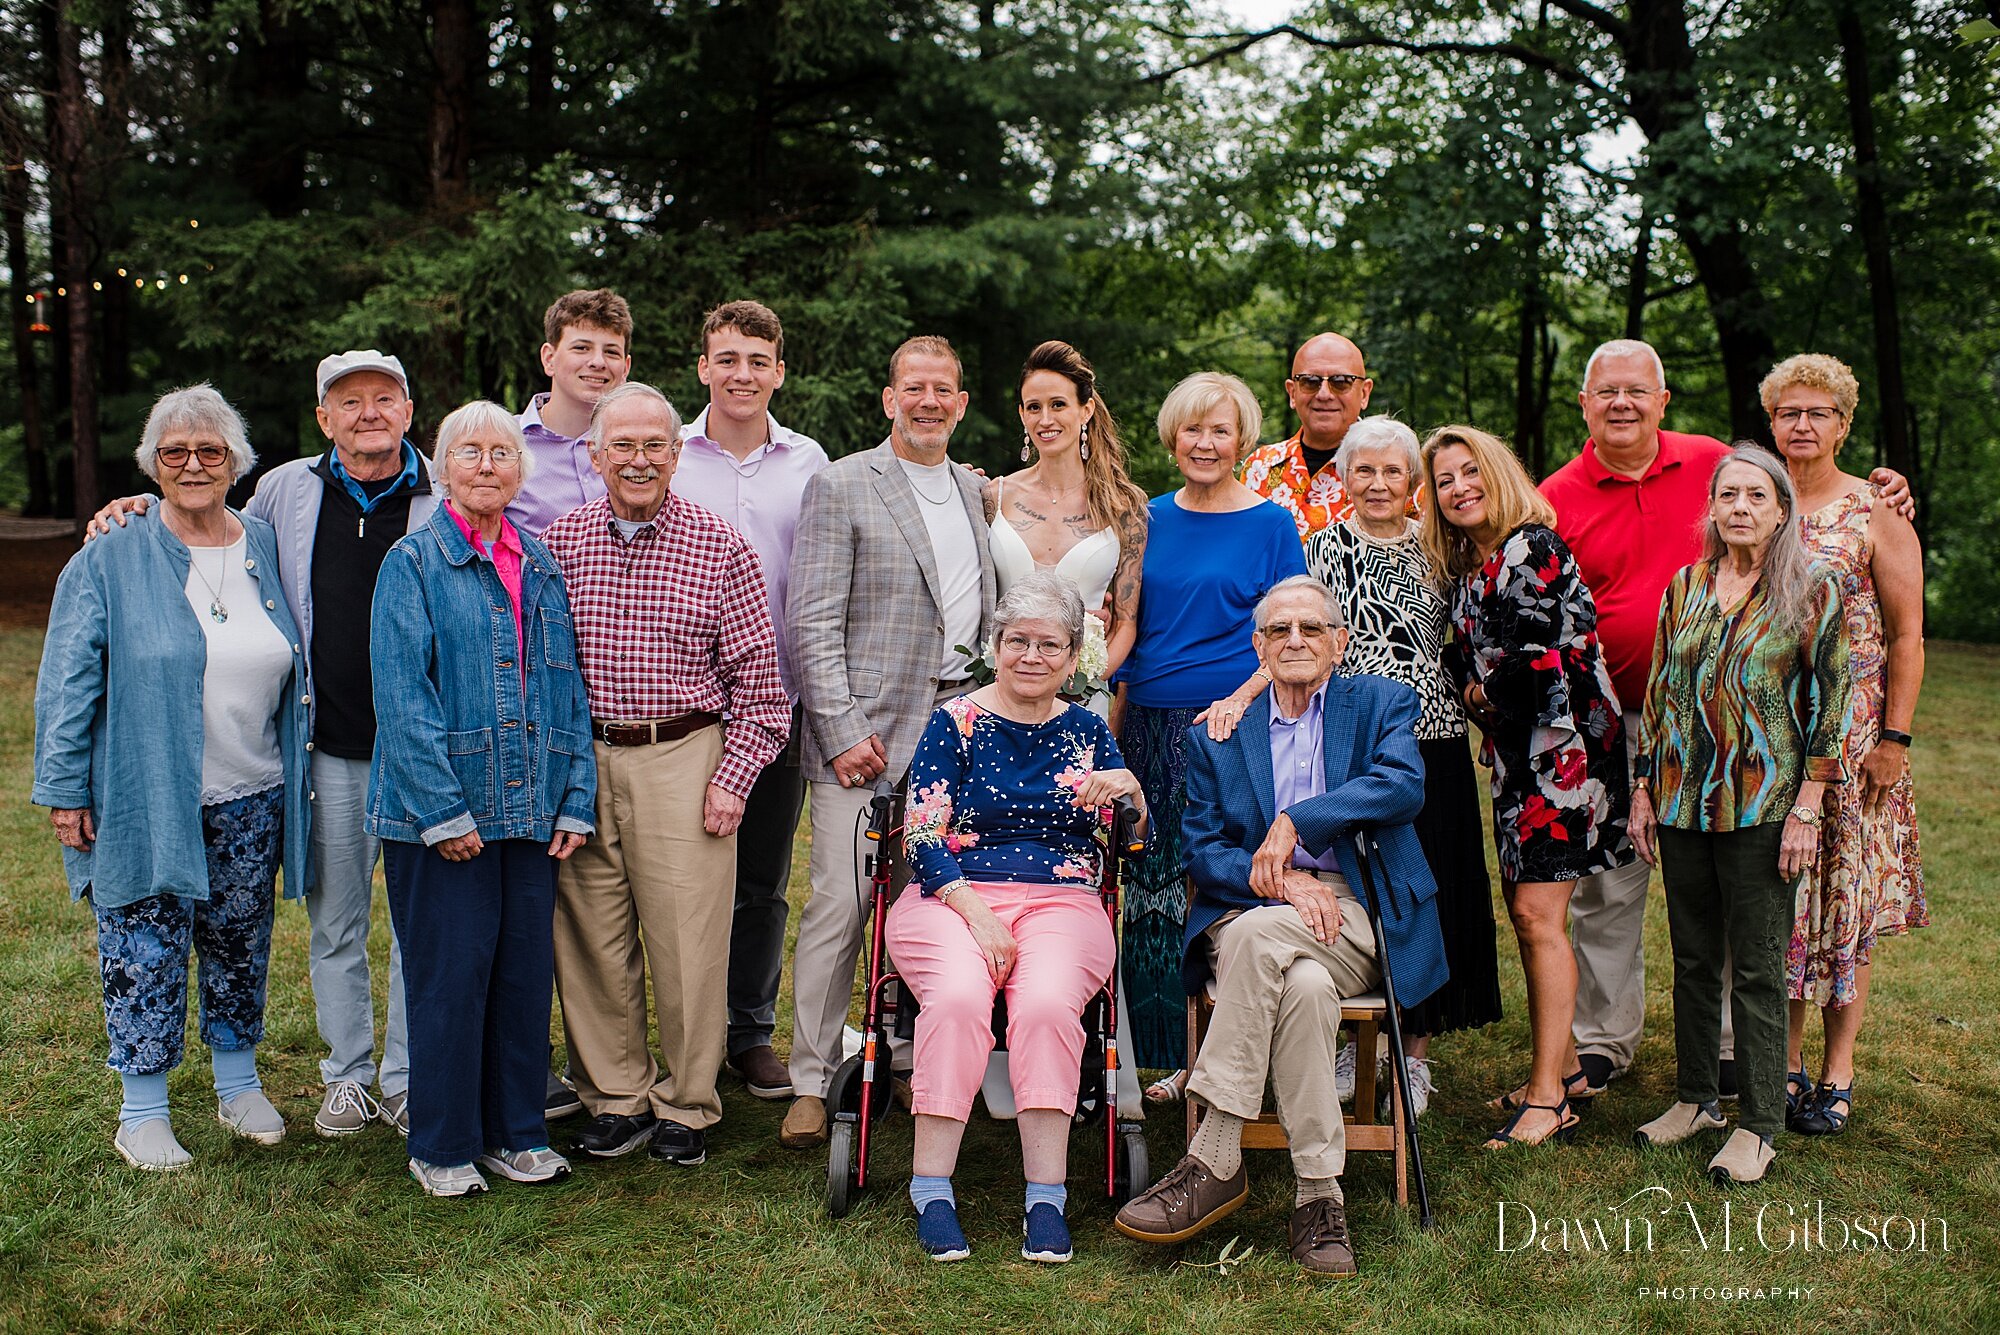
[4,0,1998,639]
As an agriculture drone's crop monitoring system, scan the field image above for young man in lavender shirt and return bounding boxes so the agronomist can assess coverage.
[510,288,633,539]
[672,300,830,1099]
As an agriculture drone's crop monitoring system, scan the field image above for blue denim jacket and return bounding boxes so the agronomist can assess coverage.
[32,511,313,908]
[366,507,596,845]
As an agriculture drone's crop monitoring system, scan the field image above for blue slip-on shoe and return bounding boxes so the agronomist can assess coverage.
[1021,1202,1073,1263]
[917,1199,971,1262]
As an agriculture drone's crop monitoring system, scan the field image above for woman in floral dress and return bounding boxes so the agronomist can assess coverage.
[1765,354,1927,1138]
[1421,425,1631,1150]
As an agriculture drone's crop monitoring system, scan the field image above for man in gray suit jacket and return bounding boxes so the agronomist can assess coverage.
[779,335,996,1148]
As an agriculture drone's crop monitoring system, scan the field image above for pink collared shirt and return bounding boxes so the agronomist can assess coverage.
[445,500,526,655]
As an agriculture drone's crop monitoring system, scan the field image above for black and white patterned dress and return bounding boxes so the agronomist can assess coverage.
[1305,516,1502,1036]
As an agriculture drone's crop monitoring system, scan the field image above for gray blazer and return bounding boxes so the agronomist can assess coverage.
[787,439,996,784]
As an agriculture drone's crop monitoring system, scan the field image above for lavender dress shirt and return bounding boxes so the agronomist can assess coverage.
[511,392,607,538]
[674,406,829,696]
[1270,680,1340,872]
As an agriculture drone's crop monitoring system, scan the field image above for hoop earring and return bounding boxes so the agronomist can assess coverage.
[1021,431,1034,463]
[1079,420,1091,463]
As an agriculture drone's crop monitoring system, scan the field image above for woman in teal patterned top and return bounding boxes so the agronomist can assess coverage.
[1629,447,1851,1187]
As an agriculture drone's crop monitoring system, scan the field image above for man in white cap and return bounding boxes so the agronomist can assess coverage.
[90,350,439,1139]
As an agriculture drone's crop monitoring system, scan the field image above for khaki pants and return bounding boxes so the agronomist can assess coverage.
[555,729,735,1129]
[1188,876,1381,1180]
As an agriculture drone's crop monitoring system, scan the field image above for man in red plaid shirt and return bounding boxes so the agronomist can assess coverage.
[540,381,790,1169]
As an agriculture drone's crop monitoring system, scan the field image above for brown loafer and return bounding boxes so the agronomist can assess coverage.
[1113,1154,1249,1245]
[1289,1196,1357,1276]
[779,1095,827,1149]
[727,1045,794,1100]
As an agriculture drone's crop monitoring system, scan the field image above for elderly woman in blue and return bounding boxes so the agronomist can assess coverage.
[367,401,595,1198]
[33,385,311,1172]
[883,572,1147,1265]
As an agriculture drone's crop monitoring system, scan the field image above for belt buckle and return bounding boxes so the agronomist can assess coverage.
[648,720,661,745]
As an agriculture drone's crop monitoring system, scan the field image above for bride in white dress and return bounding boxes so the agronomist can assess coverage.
[980,339,1151,1118]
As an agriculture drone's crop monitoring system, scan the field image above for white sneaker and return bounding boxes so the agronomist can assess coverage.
[114,1118,191,1171]
[478,1146,573,1183]
[1394,1056,1435,1119]
[409,1158,488,1197]
[217,1089,286,1145]
[1334,1041,1357,1103]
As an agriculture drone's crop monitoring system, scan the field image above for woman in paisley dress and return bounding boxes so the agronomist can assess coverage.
[886,573,1147,1263]
[1764,354,1927,1138]
[1305,417,1501,1118]
[1421,424,1630,1150]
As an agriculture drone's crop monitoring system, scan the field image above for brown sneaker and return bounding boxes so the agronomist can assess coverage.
[727,1045,794,1100]
[1112,1154,1249,1245]
[1289,1196,1357,1276]
[779,1095,828,1149]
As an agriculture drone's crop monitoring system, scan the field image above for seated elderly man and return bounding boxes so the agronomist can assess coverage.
[1114,574,1447,1276]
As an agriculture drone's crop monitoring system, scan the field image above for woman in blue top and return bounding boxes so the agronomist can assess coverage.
[1116,372,1307,1085]
[885,573,1147,1265]
[34,385,312,1172]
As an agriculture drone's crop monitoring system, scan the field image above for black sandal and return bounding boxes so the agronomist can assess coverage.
[1483,1098,1579,1149]
[1784,1068,1814,1129]
[1794,1082,1852,1136]
[1491,1068,1593,1112]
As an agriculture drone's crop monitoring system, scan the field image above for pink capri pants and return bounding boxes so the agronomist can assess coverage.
[885,881,1116,1122]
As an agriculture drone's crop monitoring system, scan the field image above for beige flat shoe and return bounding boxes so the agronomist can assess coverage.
[1634,1100,1727,1148]
[1707,1128,1775,1185]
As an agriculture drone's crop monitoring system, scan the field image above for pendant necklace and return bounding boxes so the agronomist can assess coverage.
[189,545,230,624]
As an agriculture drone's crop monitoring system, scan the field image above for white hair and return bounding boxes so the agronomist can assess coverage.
[137,384,256,482]
[1334,415,1421,484]
[992,571,1086,651]
[1254,574,1345,630]
[432,400,533,487]
[1581,339,1668,392]
[586,381,682,447]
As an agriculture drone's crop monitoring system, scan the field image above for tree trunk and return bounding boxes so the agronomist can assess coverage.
[523,0,555,149]
[1624,214,1651,339]
[237,0,310,215]
[1515,162,1549,474]
[426,0,477,212]
[3,104,52,515]
[53,0,97,530]
[1836,2,1914,486]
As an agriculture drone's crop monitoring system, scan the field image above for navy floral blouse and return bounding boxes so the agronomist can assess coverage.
[905,696,1126,895]
[1447,523,1631,883]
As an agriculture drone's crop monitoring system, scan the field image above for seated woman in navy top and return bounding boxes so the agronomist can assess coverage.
[885,573,1147,1266]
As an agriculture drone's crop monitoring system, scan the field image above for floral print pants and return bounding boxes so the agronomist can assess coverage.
[91,786,282,1076]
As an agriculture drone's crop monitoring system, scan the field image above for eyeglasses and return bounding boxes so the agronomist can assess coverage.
[1773,407,1843,427]
[999,634,1072,659]
[156,444,230,469]
[1260,619,1331,640]
[601,438,679,462]
[1345,463,1407,483]
[1289,373,1366,395]
[447,444,523,467]
[1588,386,1659,403]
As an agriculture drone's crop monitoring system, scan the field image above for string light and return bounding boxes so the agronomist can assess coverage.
[177,274,187,284]
[91,281,101,291]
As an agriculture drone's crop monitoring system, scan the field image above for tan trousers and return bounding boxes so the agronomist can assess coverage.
[1187,879,1380,1180]
[555,729,735,1129]
[787,780,884,1098]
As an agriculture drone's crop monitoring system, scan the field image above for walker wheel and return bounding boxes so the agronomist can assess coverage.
[826,1120,857,1218]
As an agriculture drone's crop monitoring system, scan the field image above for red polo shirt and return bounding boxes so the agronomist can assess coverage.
[1540,429,1729,710]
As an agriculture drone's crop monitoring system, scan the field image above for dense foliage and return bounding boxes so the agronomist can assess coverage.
[4,0,1997,636]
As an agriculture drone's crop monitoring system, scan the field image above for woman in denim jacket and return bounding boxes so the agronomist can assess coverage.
[33,385,312,1171]
[367,400,596,1197]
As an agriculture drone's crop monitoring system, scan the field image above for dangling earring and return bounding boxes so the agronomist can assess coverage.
[1021,431,1034,463]
[1079,419,1091,463]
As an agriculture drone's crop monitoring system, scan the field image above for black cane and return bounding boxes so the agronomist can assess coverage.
[1350,829,1435,1231]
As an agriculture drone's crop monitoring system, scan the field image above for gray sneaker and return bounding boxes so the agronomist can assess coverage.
[478,1146,573,1183]
[315,1081,379,1137]
[378,1089,410,1136]
[218,1089,286,1145]
[409,1158,488,1197]
[1334,1041,1357,1103]
[114,1118,191,1172]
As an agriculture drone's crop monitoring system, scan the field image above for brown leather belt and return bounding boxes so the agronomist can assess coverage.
[591,713,721,747]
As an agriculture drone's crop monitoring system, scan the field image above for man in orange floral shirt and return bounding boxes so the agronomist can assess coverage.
[1241,333,1375,540]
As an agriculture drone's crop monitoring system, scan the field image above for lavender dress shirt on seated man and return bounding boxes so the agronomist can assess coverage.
[674,406,829,695]
[511,392,607,537]
[1270,682,1340,873]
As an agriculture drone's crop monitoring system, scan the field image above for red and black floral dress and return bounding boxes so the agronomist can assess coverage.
[1448,523,1631,883]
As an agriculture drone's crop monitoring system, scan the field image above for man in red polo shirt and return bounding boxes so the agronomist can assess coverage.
[1542,339,1910,1096]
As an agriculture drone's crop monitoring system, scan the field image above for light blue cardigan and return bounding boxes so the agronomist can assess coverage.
[32,510,313,908]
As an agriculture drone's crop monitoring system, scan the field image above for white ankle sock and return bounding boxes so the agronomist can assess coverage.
[1188,1104,1244,1180]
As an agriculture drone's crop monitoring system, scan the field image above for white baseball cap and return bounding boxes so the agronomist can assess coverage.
[316,349,410,401]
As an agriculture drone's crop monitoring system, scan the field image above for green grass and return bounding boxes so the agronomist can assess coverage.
[1,628,1995,1334]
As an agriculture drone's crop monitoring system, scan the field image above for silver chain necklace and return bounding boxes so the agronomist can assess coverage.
[905,463,955,506]
[188,545,230,624]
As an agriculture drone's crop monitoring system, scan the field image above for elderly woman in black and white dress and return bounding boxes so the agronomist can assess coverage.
[1303,416,1501,1114]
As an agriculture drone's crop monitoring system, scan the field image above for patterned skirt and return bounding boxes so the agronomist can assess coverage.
[1118,703,1203,1071]
[1402,737,1504,1038]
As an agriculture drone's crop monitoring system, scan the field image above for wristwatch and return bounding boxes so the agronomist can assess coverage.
[1788,804,1822,827]
[1880,728,1913,747]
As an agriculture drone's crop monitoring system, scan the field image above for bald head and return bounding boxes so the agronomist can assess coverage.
[1286,332,1374,454]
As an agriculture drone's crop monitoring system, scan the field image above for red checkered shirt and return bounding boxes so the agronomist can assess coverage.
[541,494,789,798]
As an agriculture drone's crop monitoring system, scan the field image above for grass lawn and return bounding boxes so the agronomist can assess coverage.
[0,626,1994,1334]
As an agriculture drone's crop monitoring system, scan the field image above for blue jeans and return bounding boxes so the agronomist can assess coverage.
[94,786,281,1075]
[383,837,555,1167]
[307,753,408,1094]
